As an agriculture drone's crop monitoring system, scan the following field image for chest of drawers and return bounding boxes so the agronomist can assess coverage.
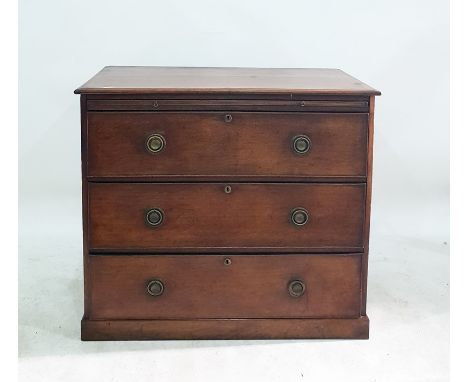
[75,67,380,340]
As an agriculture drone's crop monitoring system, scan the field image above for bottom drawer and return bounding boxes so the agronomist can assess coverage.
[88,254,362,319]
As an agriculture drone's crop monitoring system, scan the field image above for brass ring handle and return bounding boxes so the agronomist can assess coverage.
[288,280,306,297]
[290,207,309,226]
[292,134,311,155]
[224,114,233,123]
[146,133,166,153]
[145,208,164,227]
[147,280,164,296]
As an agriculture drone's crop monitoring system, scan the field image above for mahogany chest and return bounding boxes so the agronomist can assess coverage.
[75,67,380,340]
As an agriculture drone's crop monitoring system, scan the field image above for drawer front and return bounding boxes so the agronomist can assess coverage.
[88,254,362,319]
[88,183,365,251]
[87,112,368,179]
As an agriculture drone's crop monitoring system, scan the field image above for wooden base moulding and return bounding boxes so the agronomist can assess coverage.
[81,316,369,341]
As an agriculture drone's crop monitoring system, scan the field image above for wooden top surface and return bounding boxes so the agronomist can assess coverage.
[75,66,380,96]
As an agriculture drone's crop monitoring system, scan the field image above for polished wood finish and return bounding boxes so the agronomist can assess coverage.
[77,67,379,340]
[81,316,370,341]
[87,112,368,179]
[88,183,365,251]
[75,67,380,95]
[87,99,369,112]
[361,96,376,315]
[80,94,91,317]
[88,254,362,320]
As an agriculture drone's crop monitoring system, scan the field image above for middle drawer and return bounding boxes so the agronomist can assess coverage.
[88,183,365,252]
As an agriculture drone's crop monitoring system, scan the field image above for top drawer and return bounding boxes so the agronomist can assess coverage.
[86,112,368,180]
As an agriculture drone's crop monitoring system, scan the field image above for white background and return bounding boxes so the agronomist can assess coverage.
[19,0,449,381]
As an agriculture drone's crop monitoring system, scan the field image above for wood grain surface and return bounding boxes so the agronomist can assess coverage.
[88,254,362,320]
[81,316,370,340]
[88,183,366,251]
[75,67,380,95]
[87,112,368,179]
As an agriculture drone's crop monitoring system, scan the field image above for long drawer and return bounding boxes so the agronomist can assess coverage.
[87,112,368,179]
[88,183,366,252]
[88,254,362,319]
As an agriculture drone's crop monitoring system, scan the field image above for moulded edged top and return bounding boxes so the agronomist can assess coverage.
[74,66,381,96]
